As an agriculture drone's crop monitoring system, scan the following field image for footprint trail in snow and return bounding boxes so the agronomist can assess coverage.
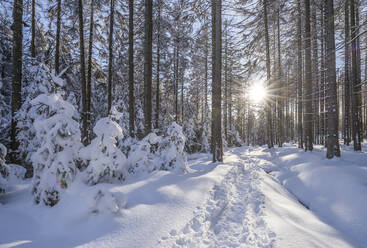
[160,155,275,248]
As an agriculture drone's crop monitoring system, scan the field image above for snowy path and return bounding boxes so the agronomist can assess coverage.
[160,153,275,247]
[1,145,364,248]
[159,146,358,248]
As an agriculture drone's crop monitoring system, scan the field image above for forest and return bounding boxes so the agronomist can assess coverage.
[0,0,367,247]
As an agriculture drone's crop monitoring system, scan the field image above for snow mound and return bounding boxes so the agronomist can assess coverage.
[90,188,126,215]
[59,182,127,216]
[254,144,367,247]
[93,117,123,139]
[6,164,26,180]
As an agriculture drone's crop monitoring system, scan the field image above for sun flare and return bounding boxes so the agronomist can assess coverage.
[249,80,267,103]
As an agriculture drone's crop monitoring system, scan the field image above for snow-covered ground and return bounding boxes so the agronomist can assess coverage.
[1,144,366,248]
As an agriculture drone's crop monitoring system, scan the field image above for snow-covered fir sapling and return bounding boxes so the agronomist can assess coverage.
[159,122,188,172]
[0,143,9,193]
[80,118,127,185]
[183,120,201,153]
[128,132,161,174]
[0,79,11,146]
[200,119,211,153]
[227,127,242,147]
[16,63,64,172]
[31,94,82,206]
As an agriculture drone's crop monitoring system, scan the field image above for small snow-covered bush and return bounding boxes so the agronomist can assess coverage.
[80,118,127,185]
[31,94,81,206]
[201,134,210,153]
[183,120,201,153]
[222,131,228,149]
[127,132,161,174]
[0,144,26,194]
[90,188,126,215]
[200,119,211,153]
[127,122,187,174]
[158,122,188,172]
[56,182,126,216]
[6,164,26,180]
[0,79,11,146]
[227,128,242,147]
[0,143,9,193]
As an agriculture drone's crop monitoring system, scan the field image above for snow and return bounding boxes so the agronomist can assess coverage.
[0,153,231,247]
[1,144,367,247]
[92,118,123,139]
[126,122,188,174]
[31,94,82,206]
[81,118,127,185]
[30,94,75,118]
[253,144,367,247]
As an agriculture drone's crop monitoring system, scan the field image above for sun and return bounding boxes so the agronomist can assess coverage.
[249,80,267,103]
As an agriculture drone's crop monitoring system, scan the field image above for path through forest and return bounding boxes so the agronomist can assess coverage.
[160,149,275,247]
[160,146,359,248]
[1,145,364,248]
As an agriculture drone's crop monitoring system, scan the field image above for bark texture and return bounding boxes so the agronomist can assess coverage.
[129,0,135,136]
[263,0,273,148]
[325,0,340,158]
[78,0,88,145]
[107,0,115,114]
[211,0,223,162]
[144,0,153,135]
[304,0,313,151]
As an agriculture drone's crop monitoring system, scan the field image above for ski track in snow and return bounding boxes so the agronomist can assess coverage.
[160,153,275,248]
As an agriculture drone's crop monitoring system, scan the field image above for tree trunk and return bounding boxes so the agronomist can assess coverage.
[144,0,153,135]
[285,64,290,142]
[129,0,135,136]
[277,8,283,147]
[297,0,303,149]
[355,4,363,139]
[304,0,313,151]
[272,23,278,145]
[229,59,233,144]
[78,0,88,146]
[204,33,208,122]
[107,0,115,114]
[181,63,184,124]
[155,0,161,129]
[31,0,35,58]
[55,0,61,74]
[211,0,223,162]
[11,0,23,166]
[224,24,228,141]
[325,0,340,158]
[263,0,273,148]
[87,0,94,141]
[344,0,351,145]
[180,66,185,125]
[176,41,180,123]
[350,0,362,150]
[320,1,326,146]
[311,2,319,144]
[246,102,252,146]
[366,14,367,139]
